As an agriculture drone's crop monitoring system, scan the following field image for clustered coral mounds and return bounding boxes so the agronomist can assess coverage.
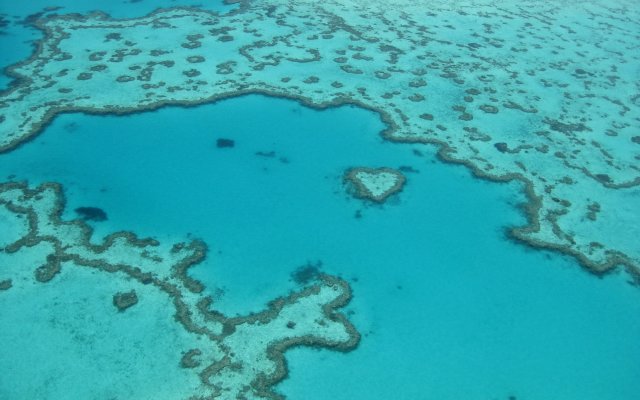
[0,182,359,398]
[344,167,406,203]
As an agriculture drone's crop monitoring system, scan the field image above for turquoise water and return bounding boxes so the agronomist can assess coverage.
[1,1,639,399]
[1,94,639,399]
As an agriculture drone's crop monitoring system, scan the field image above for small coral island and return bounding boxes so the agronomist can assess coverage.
[345,167,406,203]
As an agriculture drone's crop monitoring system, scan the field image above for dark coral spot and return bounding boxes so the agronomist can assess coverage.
[479,104,499,114]
[75,207,108,222]
[113,290,138,312]
[595,174,611,183]
[419,113,434,121]
[0,279,12,291]
[494,142,508,152]
[216,138,235,148]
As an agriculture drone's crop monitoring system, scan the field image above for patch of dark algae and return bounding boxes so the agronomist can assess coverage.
[0,181,360,399]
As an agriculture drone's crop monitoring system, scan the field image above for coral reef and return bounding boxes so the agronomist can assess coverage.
[113,290,139,311]
[0,0,637,277]
[345,167,406,203]
[0,182,359,398]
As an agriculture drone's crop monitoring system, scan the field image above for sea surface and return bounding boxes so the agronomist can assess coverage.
[1,1,639,399]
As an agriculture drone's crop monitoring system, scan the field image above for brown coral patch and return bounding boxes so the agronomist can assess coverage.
[113,290,139,312]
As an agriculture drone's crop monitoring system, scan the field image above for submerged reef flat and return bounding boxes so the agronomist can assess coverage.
[0,182,358,399]
[345,167,406,203]
[0,0,639,277]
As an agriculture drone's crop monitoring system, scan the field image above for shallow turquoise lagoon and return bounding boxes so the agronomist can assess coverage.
[1,94,638,399]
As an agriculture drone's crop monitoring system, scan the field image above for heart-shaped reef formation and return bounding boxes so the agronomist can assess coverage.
[344,167,406,203]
